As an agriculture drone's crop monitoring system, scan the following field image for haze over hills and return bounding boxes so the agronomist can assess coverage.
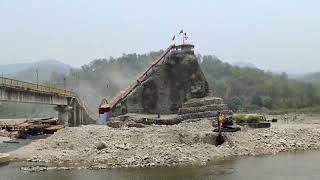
[1,58,320,85]
[0,52,320,118]
[233,62,257,69]
[0,62,33,75]
[228,61,320,82]
[0,60,72,83]
[299,72,320,84]
[29,51,316,113]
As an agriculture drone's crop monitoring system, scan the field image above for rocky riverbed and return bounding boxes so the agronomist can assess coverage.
[5,118,320,170]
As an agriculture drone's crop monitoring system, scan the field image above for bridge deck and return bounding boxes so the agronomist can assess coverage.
[0,77,76,97]
[0,77,96,125]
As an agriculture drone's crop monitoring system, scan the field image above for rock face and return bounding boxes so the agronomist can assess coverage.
[111,48,209,116]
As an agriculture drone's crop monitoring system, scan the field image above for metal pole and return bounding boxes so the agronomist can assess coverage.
[1,72,3,85]
[182,32,185,44]
[63,76,66,93]
[63,77,66,89]
[36,69,39,89]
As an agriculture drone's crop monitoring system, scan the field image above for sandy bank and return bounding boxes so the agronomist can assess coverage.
[7,119,320,169]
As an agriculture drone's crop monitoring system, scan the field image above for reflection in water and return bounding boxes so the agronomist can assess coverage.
[1,151,320,180]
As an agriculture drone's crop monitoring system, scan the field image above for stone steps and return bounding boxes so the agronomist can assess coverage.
[183,117,215,123]
[178,96,232,122]
[178,104,228,115]
[182,97,223,108]
[108,114,183,128]
[179,110,232,120]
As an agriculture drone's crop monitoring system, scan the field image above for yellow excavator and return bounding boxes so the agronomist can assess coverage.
[214,112,240,146]
[214,112,240,132]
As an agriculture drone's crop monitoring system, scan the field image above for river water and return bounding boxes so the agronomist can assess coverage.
[1,151,320,180]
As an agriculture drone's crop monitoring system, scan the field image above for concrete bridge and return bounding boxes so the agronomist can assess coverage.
[0,77,96,126]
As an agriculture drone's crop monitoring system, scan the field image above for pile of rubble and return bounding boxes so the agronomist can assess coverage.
[12,120,320,171]
[0,118,64,138]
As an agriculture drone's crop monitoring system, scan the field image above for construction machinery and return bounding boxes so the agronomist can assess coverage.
[213,112,241,146]
[213,112,241,133]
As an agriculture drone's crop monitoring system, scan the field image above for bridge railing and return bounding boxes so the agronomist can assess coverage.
[74,95,98,121]
[0,76,77,97]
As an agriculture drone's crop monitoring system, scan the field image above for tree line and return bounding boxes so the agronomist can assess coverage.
[1,49,319,118]
[61,51,320,112]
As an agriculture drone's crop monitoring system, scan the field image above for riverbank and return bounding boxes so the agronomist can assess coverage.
[2,151,320,180]
[4,117,320,170]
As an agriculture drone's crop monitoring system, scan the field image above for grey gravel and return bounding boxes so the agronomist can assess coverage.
[10,119,320,169]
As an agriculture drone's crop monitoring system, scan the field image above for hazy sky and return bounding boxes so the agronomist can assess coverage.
[0,0,319,73]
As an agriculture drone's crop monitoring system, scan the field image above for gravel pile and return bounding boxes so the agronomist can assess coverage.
[12,120,320,169]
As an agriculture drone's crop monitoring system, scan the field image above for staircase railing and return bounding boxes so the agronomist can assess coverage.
[74,96,98,121]
[108,44,175,109]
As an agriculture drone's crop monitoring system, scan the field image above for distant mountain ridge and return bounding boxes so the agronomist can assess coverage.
[0,60,73,83]
[0,62,33,75]
[300,72,320,83]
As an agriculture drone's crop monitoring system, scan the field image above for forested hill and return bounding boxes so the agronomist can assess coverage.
[1,50,318,118]
[199,55,320,111]
[59,51,320,112]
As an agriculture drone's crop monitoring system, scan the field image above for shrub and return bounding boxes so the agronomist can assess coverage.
[232,114,260,123]
[246,115,260,123]
[233,114,246,123]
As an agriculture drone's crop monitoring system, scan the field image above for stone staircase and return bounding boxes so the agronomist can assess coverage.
[108,96,233,128]
[178,96,232,122]
[107,96,232,128]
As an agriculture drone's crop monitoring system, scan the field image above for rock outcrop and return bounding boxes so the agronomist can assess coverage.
[111,47,209,116]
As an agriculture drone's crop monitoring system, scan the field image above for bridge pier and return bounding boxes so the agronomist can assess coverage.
[55,105,72,126]
[67,100,88,126]
[73,102,77,126]
[55,104,83,127]
[79,108,83,125]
